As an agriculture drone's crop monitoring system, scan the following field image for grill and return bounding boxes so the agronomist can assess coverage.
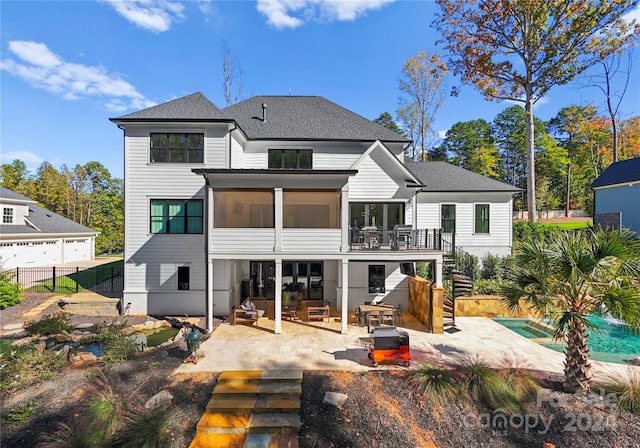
[367,326,411,367]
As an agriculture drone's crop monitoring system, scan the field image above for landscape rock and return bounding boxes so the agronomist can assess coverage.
[322,391,348,409]
[55,334,72,343]
[75,323,94,330]
[145,390,173,410]
[132,323,144,332]
[143,321,155,330]
[13,336,34,347]
[70,352,97,362]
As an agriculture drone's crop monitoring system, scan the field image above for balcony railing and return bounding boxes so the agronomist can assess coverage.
[350,227,454,253]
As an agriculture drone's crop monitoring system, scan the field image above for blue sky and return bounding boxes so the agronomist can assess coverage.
[2,0,639,180]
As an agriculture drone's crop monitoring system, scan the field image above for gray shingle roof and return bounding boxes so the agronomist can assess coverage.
[0,187,97,235]
[224,96,410,142]
[591,157,640,188]
[406,162,521,192]
[111,92,229,121]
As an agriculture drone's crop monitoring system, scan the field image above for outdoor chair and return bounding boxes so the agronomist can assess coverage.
[367,311,383,333]
[307,302,331,322]
[393,304,405,325]
[392,224,414,250]
[381,308,395,326]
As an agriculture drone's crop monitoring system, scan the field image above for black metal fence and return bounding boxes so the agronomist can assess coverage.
[3,263,123,295]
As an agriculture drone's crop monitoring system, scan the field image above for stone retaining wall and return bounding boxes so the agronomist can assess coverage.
[455,295,537,318]
[59,295,120,316]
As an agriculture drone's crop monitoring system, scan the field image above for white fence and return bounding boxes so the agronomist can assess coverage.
[513,210,590,220]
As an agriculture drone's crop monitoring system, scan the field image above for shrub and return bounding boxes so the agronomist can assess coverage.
[472,279,510,295]
[600,369,640,414]
[37,421,95,448]
[0,341,68,392]
[96,321,137,366]
[410,362,460,405]
[455,251,479,280]
[111,406,173,448]
[457,357,520,414]
[0,277,22,309]
[25,313,74,336]
[500,368,540,403]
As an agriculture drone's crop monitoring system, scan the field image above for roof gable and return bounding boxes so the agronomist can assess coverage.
[406,162,521,192]
[591,157,640,188]
[111,92,229,121]
[224,96,410,142]
[0,186,36,203]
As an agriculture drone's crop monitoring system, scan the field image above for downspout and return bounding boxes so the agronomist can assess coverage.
[204,176,213,332]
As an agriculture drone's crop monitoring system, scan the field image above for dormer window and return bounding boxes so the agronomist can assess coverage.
[268,149,312,169]
[150,133,204,163]
[3,207,14,224]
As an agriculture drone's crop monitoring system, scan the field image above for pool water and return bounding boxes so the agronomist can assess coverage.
[494,316,640,365]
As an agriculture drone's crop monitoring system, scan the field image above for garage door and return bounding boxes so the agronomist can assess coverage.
[63,239,91,263]
[0,240,61,269]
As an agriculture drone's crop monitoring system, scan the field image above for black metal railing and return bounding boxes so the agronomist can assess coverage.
[3,262,123,294]
[350,228,450,252]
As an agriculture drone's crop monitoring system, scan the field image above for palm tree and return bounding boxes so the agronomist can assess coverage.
[502,228,640,392]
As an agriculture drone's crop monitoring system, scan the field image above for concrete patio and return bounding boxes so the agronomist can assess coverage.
[175,315,640,382]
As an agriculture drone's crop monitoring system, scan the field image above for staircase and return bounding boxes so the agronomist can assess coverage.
[442,252,474,326]
[189,370,302,448]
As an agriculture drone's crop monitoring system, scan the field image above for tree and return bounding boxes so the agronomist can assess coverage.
[0,159,31,195]
[493,106,527,189]
[222,41,245,107]
[397,51,448,161]
[502,229,640,392]
[373,112,403,135]
[441,119,494,167]
[434,0,639,222]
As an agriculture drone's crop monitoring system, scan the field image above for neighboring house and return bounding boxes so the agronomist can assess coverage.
[591,157,640,235]
[111,93,518,332]
[0,187,98,269]
[407,162,520,259]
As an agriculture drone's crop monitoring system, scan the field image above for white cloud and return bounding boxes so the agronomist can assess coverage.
[101,0,185,32]
[436,130,447,140]
[0,150,45,173]
[622,5,640,24]
[1,40,155,111]
[256,0,394,29]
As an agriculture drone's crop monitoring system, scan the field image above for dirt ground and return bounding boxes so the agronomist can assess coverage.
[3,294,640,448]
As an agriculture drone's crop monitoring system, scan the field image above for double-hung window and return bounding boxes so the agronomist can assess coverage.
[150,133,204,163]
[441,204,456,233]
[268,149,312,169]
[150,199,203,234]
[475,204,490,234]
[2,207,14,224]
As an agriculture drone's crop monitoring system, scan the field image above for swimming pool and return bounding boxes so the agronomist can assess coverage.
[494,316,640,365]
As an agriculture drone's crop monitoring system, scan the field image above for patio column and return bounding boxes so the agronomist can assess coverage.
[275,259,282,334]
[206,258,214,331]
[274,188,283,252]
[340,185,349,252]
[435,258,443,288]
[341,259,349,334]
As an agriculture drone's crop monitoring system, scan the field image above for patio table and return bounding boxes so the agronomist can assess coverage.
[357,304,396,327]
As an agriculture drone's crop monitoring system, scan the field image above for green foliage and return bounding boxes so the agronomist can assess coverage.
[472,279,510,295]
[1,403,37,424]
[26,261,123,294]
[500,368,540,403]
[96,321,137,366]
[0,278,22,309]
[87,371,125,443]
[456,358,521,414]
[601,370,640,414]
[38,421,95,448]
[410,362,460,405]
[479,254,515,281]
[110,407,173,448]
[374,112,403,135]
[0,340,68,392]
[25,313,74,336]
[455,250,478,280]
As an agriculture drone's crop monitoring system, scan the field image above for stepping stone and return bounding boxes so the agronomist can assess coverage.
[75,323,94,329]
[2,323,23,331]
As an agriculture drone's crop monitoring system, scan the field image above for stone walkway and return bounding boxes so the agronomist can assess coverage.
[189,370,302,448]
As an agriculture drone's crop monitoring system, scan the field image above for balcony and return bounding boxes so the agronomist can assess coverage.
[349,227,453,253]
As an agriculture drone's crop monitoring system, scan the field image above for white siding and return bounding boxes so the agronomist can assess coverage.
[230,135,244,168]
[241,141,365,169]
[346,262,408,310]
[210,229,275,253]
[123,124,226,314]
[349,156,401,201]
[281,229,341,252]
[414,192,514,258]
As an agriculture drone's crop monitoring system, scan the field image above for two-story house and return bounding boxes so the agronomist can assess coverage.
[111,93,518,333]
[0,186,98,269]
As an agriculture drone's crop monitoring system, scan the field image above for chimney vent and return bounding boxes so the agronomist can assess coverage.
[262,103,267,122]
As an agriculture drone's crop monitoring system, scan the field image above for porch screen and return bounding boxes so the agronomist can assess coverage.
[283,190,339,228]
[214,190,274,228]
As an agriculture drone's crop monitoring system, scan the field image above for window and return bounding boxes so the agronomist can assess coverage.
[3,207,14,224]
[349,203,404,229]
[441,204,456,233]
[178,266,190,290]
[283,190,340,228]
[150,133,204,163]
[368,265,385,293]
[268,149,312,169]
[214,190,274,228]
[475,204,490,233]
[150,200,203,234]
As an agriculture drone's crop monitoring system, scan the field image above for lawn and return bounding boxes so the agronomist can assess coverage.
[539,221,592,230]
[25,260,123,293]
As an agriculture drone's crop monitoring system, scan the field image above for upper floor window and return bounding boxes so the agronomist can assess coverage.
[150,199,203,234]
[2,207,14,224]
[150,133,204,163]
[475,204,490,233]
[268,149,312,169]
[441,204,456,233]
